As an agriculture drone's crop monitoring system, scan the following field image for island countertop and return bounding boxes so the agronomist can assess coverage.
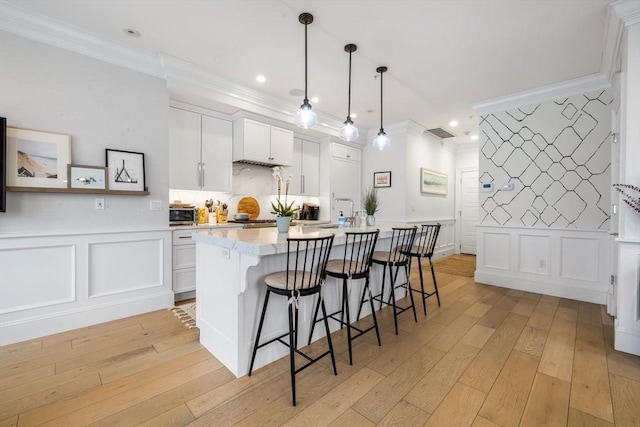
[191,223,411,256]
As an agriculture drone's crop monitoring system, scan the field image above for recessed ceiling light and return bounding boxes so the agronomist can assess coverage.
[256,75,266,83]
[311,97,319,103]
[123,28,141,38]
[449,120,459,128]
[471,134,479,140]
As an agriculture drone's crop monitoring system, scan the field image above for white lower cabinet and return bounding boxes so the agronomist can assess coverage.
[172,229,197,294]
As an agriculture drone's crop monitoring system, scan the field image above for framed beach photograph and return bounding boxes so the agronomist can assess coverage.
[6,127,71,189]
[68,165,107,190]
[106,149,145,192]
[373,171,392,188]
[420,168,448,195]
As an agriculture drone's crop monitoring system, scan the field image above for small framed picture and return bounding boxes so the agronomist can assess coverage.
[6,127,71,189]
[421,168,448,195]
[106,149,145,192]
[68,165,107,190]
[373,171,392,188]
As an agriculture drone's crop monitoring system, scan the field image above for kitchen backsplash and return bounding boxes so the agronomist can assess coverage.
[169,163,319,219]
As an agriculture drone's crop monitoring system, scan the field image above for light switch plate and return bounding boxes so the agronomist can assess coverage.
[150,200,162,211]
[95,198,105,210]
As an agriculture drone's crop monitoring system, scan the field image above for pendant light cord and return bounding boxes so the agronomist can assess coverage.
[304,22,309,104]
[347,50,352,119]
[379,70,384,132]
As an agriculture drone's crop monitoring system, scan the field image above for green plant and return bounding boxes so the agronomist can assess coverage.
[270,166,299,217]
[362,186,380,215]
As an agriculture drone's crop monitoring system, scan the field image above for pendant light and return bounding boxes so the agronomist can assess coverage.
[294,12,317,129]
[339,44,358,141]
[372,66,390,150]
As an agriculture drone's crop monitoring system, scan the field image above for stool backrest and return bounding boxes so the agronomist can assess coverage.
[385,226,418,264]
[414,223,441,257]
[285,235,335,291]
[335,230,380,277]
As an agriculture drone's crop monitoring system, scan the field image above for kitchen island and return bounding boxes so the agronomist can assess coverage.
[192,224,405,377]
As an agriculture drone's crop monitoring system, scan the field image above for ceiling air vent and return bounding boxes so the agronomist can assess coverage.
[425,127,456,139]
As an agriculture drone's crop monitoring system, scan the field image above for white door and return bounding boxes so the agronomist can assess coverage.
[460,169,479,254]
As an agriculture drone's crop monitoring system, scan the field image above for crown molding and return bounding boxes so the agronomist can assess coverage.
[0,1,164,78]
[602,0,640,83]
[454,141,479,153]
[471,73,610,115]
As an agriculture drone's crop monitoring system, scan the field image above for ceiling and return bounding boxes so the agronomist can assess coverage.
[3,0,613,144]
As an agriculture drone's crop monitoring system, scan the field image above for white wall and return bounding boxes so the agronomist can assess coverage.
[0,32,170,233]
[0,32,173,345]
[479,89,613,229]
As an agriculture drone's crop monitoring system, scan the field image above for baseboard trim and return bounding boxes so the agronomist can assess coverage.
[0,291,174,346]
[475,270,606,304]
[614,328,640,356]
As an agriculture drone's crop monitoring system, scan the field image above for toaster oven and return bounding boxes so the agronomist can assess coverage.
[169,207,197,226]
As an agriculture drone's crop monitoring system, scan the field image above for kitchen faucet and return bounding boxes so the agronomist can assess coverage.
[334,197,354,226]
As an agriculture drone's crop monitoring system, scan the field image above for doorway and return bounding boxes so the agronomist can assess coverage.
[456,168,479,255]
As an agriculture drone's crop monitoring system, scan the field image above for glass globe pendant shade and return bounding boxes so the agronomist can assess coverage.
[373,130,390,150]
[294,102,317,129]
[339,118,359,141]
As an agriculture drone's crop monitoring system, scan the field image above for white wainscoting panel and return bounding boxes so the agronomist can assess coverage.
[560,237,598,282]
[89,238,164,297]
[476,225,609,304]
[518,235,551,275]
[483,233,510,270]
[0,229,173,345]
[406,219,456,259]
[615,239,640,356]
[0,244,76,313]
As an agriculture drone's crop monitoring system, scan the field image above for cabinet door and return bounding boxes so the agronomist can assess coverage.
[288,138,303,195]
[301,140,319,196]
[169,108,201,190]
[243,118,271,163]
[201,115,232,192]
[270,125,294,166]
[330,157,361,223]
[346,145,361,162]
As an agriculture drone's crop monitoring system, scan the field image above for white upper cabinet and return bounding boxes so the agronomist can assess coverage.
[169,107,232,192]
[233,117,294,166]
[288,138,319,196]
[331,142,361,162]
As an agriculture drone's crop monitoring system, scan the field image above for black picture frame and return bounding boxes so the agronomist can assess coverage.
[0,117,6,212]
[373,171,392,188]
[105,149,146,192]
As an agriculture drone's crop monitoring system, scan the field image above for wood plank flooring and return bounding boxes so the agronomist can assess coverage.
[1,261,639,426]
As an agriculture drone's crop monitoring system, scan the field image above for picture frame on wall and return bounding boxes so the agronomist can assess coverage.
[105,149,145,192]
[6,127,71,189]
[373,171,392,188]
[420,168,448,195]
[68,165,107,190]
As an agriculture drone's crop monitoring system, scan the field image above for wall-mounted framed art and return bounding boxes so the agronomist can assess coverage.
[6,127,71,189]
[68,164,107,190]
[373,171,392,188]
[420,168,448,195]
[106,149,145,192]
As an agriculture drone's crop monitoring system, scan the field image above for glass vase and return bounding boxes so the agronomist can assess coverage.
[366,215,376,226]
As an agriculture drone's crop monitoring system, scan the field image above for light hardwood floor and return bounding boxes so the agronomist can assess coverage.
[1,261,639,426]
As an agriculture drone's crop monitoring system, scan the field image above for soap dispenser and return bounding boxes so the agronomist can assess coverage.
[338,210,346,227]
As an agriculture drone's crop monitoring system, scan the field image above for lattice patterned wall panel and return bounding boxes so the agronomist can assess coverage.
[479,89,613,229]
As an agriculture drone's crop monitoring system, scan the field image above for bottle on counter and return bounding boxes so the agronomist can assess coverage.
[338,211,346,227]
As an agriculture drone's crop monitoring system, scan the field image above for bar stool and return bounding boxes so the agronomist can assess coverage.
[308,230,380,365]
[405,223,441,315]
[248,235,336,406]
[364,226,418,335]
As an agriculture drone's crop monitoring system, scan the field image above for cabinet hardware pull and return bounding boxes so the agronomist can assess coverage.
[201,163,206,187]
[179,236,192,239]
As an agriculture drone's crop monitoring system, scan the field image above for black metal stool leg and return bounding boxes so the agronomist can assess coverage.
[389,265,399,335]
[307,295,321,346]
[379,264,388,311]
[288,300,297,406]
[417,256,427,315]
[320,298,338,375]
[405,263,418,322]
[342,279,353,365]
[366,276,382,346]
[249,290,270,376]
[429,257,441,306]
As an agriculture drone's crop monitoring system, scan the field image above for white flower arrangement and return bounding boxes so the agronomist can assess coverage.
[271,166,298,217]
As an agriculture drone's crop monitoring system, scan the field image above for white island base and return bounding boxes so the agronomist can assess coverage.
[192,225,403,377]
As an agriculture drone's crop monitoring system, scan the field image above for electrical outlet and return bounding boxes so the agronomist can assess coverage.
[538,259,546,268]
[95,198,105,210]
[150,200,162,211]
